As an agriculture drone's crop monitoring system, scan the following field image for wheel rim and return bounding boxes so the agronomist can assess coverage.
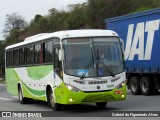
[142,81,148,92]
[131,81,137,92]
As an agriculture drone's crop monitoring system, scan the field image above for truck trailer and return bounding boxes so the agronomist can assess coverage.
[105,8,160,95]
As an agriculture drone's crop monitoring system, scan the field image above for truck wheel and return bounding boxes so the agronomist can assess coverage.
[140,77,154,95]
[130,77,141,95]
[96,102,107,109]
[18,86,27,104]
[48,89,61,111]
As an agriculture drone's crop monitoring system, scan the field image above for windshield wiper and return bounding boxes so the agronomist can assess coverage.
[80,51,94,79]
[99,60,115,77]
[96,48,115,77]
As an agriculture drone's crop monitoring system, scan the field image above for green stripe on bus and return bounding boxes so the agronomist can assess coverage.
[23,81,46,96]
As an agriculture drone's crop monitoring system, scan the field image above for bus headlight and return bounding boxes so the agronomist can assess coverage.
[115,81,126,89]
[65,84,80,92]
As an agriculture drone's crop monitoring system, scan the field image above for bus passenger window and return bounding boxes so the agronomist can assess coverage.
[26,46,34,65]
[44,41,52,63]
[35,44,43,64]
[6,52,9,67]
[19,48,25,65]
[13,49,19,66]
[9,51,13,67]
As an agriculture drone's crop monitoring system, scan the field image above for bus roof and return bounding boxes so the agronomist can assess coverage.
[5,29,118,50]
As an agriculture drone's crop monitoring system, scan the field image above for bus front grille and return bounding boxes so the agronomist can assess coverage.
[81,94,115,102]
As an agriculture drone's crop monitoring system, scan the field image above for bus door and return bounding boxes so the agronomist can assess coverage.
[53,46,63,85]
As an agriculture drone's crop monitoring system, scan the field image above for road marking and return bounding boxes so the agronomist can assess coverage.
[0,97,12,101]
[0,105,15,111]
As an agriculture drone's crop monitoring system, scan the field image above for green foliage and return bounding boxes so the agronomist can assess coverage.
[0,41,5,77]
[3,13,27,35]
[3,0,160,43]
[5,29,21,46]
[66,4,88,29]
[17,0,160,37]
[0,0,160,77]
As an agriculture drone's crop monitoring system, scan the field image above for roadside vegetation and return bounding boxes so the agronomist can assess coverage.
[0,0,160,77]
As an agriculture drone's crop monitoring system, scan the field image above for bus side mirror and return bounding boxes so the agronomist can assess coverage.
[59,49,64,61]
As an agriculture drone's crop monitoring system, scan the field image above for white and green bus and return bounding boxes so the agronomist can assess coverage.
[5,30,126,110]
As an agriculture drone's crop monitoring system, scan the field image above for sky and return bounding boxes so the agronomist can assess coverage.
[0,0,87,40]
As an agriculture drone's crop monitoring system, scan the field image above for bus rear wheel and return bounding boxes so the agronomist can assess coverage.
[96,102,107,109]
[48,89,61,111]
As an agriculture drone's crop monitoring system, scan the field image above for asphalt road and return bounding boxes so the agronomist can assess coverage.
[0,83,160,118]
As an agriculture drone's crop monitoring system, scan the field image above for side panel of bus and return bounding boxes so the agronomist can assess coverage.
[5,38,62,101]
[6,65,54,101]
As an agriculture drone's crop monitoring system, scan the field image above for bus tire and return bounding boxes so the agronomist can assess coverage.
[96,102,107,109]
[48,89,61,111]
[130,77,141,95]
[140,77,154,95]
[18,86,27,104]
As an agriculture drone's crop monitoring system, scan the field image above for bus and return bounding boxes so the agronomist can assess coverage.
[5,30,126,111]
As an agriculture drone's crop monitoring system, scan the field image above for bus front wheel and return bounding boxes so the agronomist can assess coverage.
[96,102,107,109]
[48,89,61,111]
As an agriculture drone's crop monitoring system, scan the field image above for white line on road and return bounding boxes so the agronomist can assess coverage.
[0,97,12,101]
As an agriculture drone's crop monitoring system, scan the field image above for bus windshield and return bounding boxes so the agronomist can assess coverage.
[62,37,124,78]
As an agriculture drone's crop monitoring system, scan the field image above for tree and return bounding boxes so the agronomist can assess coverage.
[5,29,20,46]
[87,0,113,28]
[19,14,50,39]
[0,41,5,78]
[110,0,134,16]
[3,13,28,45]
[131,0,160,13]
[11,0,160,42]
[34,14,43,23]
[3,13,27,34]
[48,8,67,31]
[66,3,88,29]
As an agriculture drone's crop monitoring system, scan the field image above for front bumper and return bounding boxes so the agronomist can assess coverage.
[54,83,126,104]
